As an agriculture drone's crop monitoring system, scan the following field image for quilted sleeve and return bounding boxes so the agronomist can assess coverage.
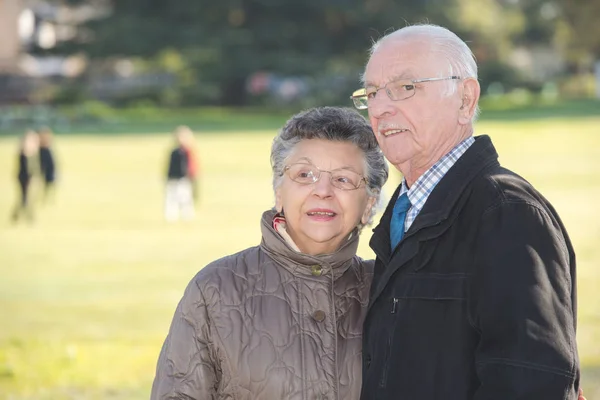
[150,278,220,399]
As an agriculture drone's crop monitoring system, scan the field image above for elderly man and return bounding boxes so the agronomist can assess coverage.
[351,24,581,399]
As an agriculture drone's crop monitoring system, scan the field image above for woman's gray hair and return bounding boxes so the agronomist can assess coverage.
[271,106,389,226]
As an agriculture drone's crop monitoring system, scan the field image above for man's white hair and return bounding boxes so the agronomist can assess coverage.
[364,24,480,119]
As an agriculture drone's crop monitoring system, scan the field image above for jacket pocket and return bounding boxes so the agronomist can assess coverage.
[393,273,467,300]
[377,274,470,393]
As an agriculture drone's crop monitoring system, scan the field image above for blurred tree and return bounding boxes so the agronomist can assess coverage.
[45,0,592,105]
[50,0,457,105]
[555,0,600,67]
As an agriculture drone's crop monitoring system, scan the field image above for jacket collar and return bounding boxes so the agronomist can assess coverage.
[367,135,499,309]
[370,135,500,263]
[260,209,360,279]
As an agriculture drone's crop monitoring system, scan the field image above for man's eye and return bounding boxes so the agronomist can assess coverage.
[365,89,377,99]
[402,84,415,91]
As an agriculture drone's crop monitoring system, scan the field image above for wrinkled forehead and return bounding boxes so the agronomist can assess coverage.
[364,37,439,86]
[288,139,366,172]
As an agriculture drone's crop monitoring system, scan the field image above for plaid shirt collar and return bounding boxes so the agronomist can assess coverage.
[398,136,475,231]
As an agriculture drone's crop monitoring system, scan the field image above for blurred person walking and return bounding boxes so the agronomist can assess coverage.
[164,126,195,221]
[177,125,201,204]
[38,126,58,203]
[10,130,40,223]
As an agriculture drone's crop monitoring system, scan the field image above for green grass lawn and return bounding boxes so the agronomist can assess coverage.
[0,118,599,399]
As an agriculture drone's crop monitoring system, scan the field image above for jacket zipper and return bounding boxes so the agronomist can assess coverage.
[391,298,399,313]
[378,297,399,388]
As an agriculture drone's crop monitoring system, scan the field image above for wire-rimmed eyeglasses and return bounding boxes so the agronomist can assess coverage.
[350,76,462,110]
[281,162,368,191]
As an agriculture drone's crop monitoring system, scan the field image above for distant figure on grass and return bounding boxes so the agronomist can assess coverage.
[177,125,201,204]
[164,126,195,222]
[38,126,58,203]
[10,130,39,223]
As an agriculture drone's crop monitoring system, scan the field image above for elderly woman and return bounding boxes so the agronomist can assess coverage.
[150,106,389,400]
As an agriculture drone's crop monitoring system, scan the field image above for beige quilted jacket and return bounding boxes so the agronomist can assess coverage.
[150,209,373,400]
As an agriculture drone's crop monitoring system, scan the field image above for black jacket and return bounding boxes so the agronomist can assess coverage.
[166,147,189,180]
[39,146,56,182]
[17,152,33,183]
[361,135,579,400]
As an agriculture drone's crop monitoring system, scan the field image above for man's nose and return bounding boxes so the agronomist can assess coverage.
[368,90,397,119]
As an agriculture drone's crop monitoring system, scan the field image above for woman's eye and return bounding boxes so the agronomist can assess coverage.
[296,169,316,179]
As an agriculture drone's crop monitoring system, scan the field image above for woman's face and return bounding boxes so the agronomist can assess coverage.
[275,139,376,255]
[23,132,39,156]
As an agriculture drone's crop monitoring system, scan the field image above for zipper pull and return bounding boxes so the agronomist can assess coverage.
[391,298,399,314]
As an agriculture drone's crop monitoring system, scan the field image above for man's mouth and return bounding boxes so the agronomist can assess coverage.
[382,129,409,137]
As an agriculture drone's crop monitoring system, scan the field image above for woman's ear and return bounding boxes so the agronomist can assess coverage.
[275,188,283,213]
[361,196,377,225]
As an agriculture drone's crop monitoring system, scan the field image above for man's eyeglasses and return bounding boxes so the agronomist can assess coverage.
[350,76,462,110]
[282,162,367,191]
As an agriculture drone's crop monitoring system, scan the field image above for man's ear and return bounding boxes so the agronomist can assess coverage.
[458,77,480,124]
[361,196,377,225]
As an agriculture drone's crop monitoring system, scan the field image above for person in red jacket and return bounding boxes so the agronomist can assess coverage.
[176,126,201,205]
[164,126,195,221]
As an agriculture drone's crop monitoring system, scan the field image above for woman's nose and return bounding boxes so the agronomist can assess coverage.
[312,172,335,196]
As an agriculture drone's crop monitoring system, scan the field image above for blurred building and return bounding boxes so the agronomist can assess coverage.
[510,46,565,83]
[0,0,22,74]
[0,0,107,105]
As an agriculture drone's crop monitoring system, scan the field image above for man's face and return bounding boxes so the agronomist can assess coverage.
[364,38,463,172]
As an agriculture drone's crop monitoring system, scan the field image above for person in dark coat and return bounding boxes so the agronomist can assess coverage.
[350,24,581,400]
[11,130,39,223]
[38,127,57,203]
[174,125,201,204]
[164,127,194,221]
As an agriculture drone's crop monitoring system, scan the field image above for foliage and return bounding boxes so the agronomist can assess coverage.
[38,0,600,106]
[42,0,499,105]
[555,0,600,66]
[478,61,525,94]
